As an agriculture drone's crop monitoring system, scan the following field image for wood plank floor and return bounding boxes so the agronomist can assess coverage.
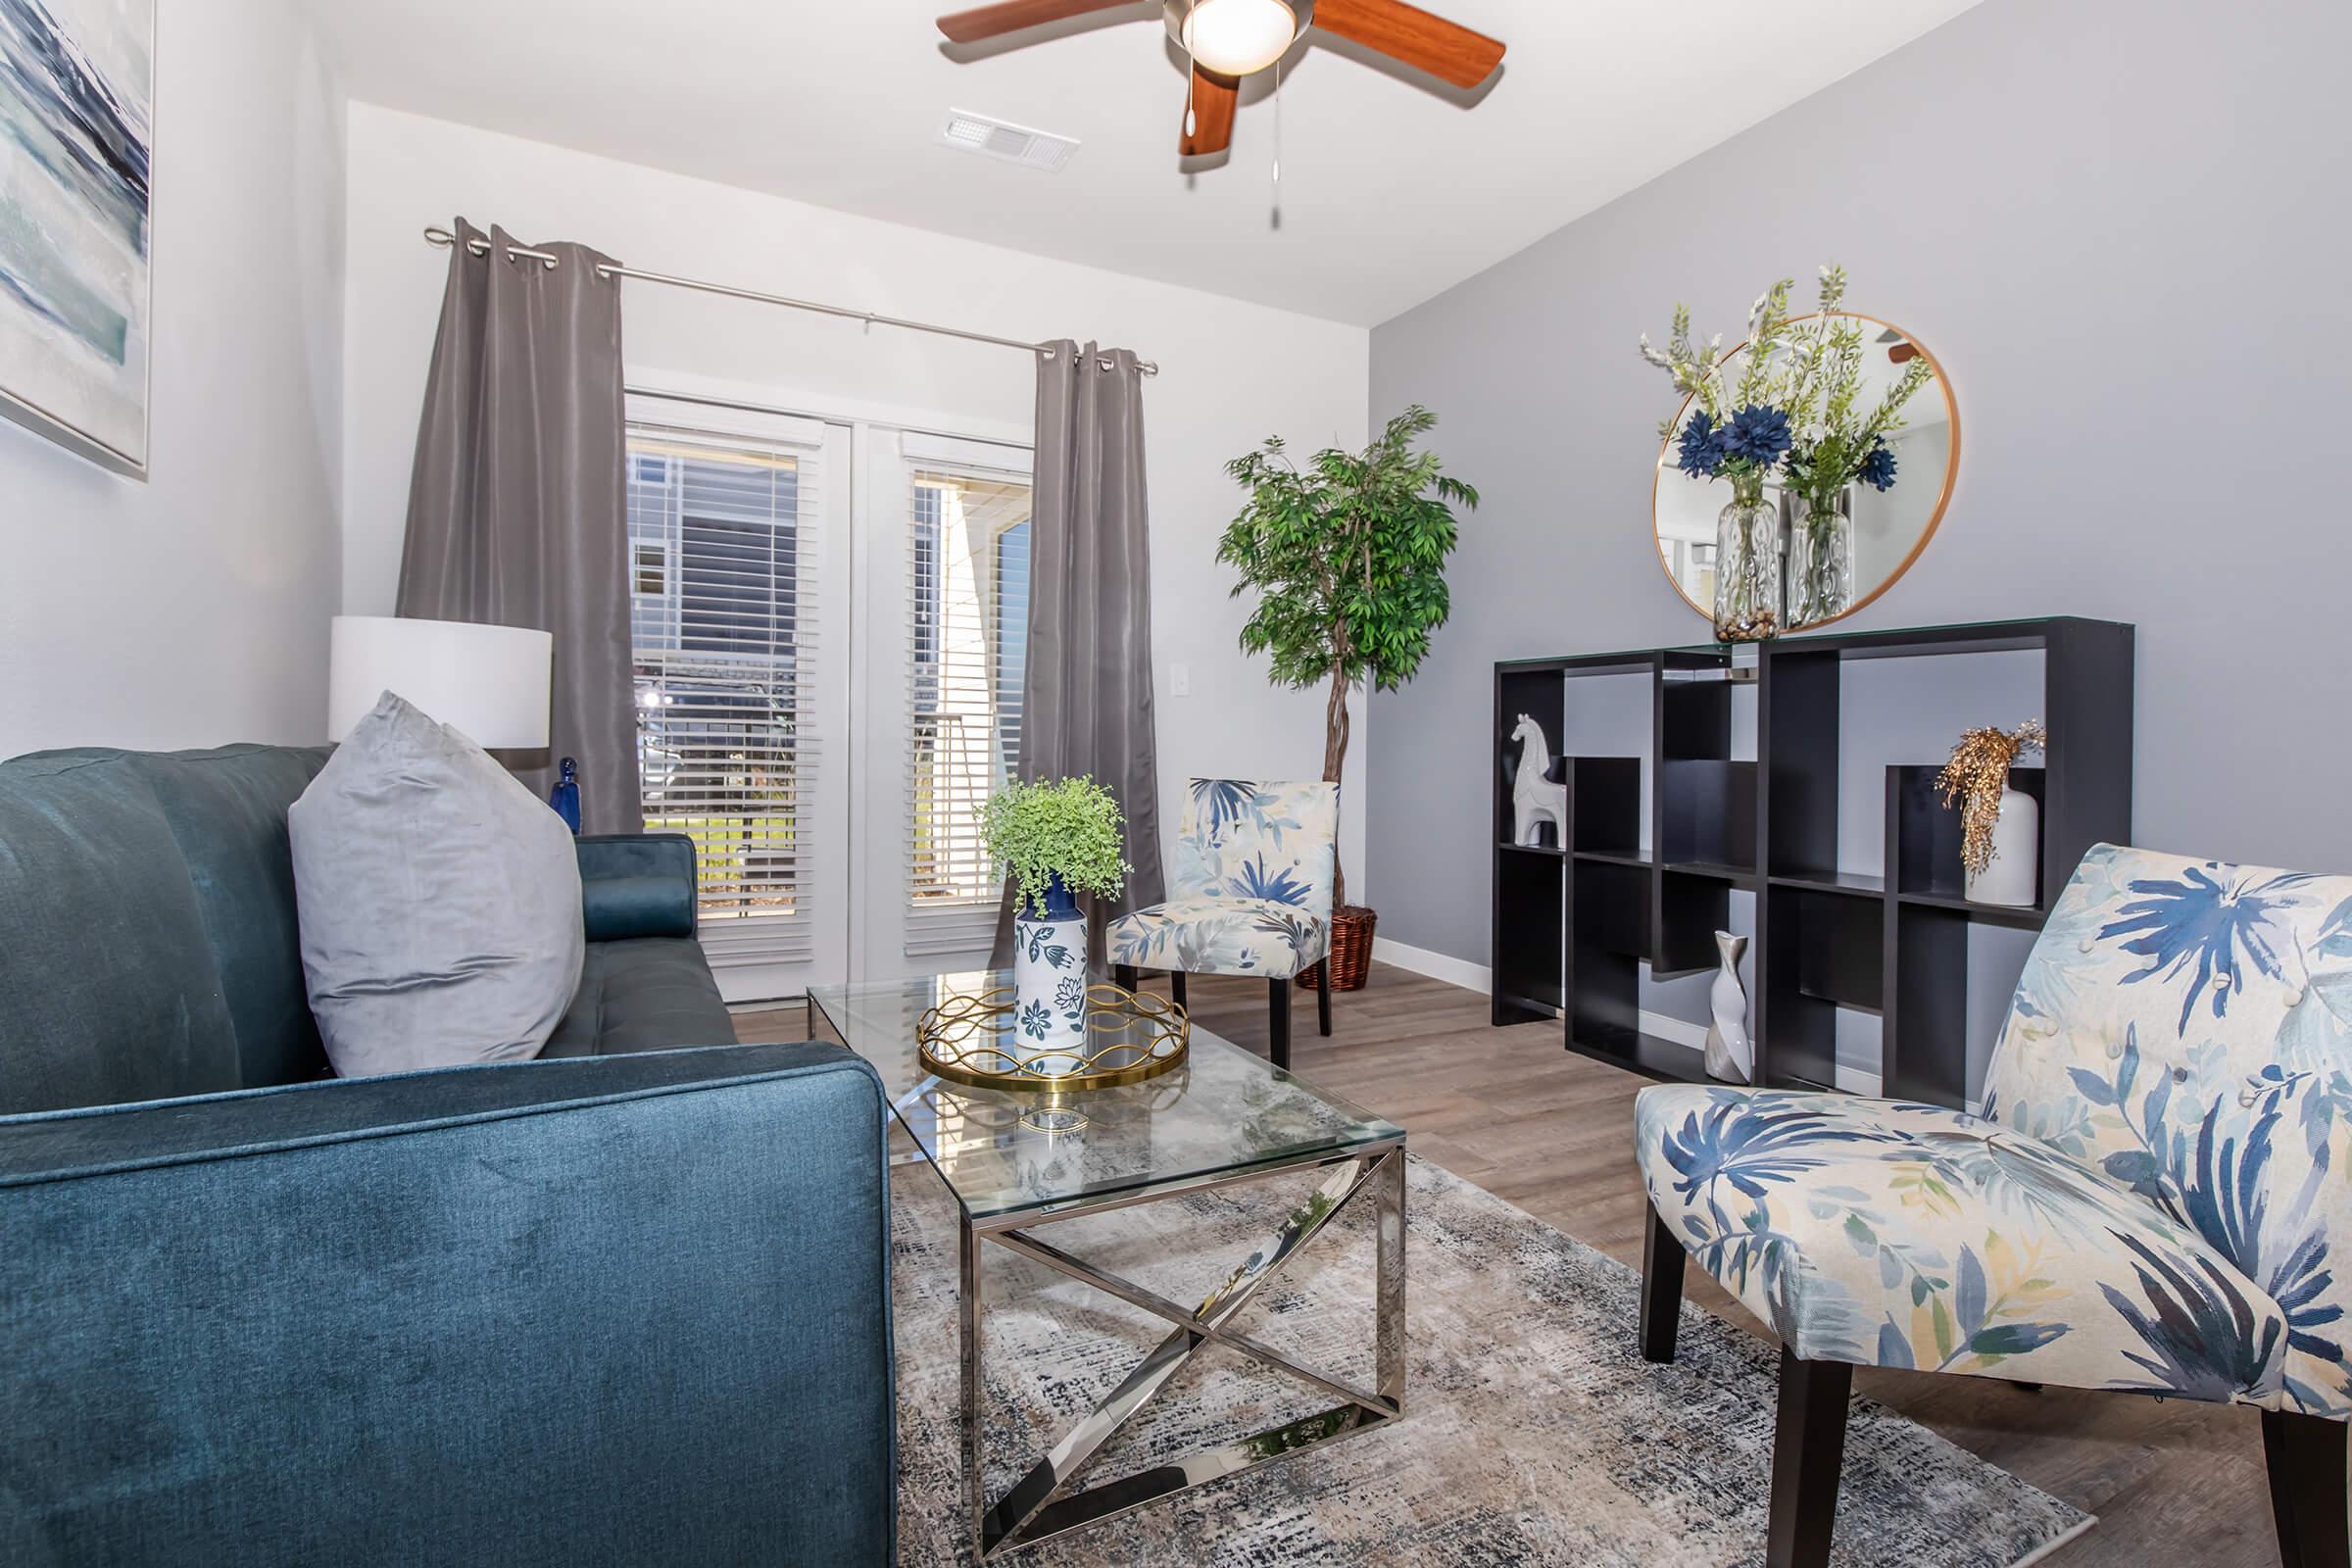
[738,961,2278,1566]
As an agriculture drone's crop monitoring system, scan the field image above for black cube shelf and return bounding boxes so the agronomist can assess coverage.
[1490,616,2133,1104]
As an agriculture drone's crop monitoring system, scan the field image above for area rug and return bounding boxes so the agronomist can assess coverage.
[890,1152,2094,1567]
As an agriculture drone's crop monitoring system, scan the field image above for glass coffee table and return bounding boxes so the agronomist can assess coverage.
[808,971,1406,1561]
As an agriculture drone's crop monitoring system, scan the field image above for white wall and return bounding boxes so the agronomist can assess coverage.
[0,0,345,753]
[340,104,1373,899]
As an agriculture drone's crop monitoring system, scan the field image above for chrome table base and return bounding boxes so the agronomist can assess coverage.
[956,1140,1408,1559]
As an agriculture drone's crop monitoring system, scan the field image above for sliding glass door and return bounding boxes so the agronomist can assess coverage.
[855,429,1037,978]
[623,393,854,1002]
[622,396,1031,999]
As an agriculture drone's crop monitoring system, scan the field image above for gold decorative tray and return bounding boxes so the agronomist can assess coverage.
[916,983,1189,1092]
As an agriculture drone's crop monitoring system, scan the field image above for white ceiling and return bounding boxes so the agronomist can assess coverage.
[295,0,1984,326]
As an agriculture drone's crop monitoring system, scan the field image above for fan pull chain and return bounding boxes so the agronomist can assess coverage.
[1268,53,1284,221]
[1185,29,1198,138]
[1273,55,1283,189]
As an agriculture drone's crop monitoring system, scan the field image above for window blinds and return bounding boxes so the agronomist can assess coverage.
[625,422,824,966]
[903,454,1034,956]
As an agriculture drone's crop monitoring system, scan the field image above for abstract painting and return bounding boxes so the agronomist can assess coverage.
[0,0,152,476]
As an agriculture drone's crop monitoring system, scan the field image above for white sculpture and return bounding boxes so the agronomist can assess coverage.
[1509,713,1568,848]
[1704,930,1753,1084]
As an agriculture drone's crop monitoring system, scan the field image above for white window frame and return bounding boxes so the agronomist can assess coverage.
[623,391,852,1003]
[624,373,1036,996]
[855,426,1036,977]
[903,446,1034,956]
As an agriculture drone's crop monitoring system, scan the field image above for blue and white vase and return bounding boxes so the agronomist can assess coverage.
[1013,872,1090,1075]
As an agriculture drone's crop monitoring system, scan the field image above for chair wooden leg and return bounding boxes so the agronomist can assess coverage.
[1113,963,1138,992]
[2266,1407,2350,1568]
[1267,976,1292,1070]
[1766,1348,1852,1568]
[1315,968,1332,1036]
[1169,971,1188,1010]
[1639,1203,1686,1364]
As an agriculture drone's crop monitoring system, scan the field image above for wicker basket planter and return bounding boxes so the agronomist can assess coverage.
[1300,904,1377,993]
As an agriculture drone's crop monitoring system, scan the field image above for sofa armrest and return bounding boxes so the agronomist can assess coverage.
[575,830,697,940]
[0,1043,895,1565]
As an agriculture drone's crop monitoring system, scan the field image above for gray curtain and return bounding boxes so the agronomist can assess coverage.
[994,341,1168,967]
[395,218,640,834]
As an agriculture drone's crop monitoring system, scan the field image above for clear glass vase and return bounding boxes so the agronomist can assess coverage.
[1712,482,1785,642]
[1788,490,1856,629]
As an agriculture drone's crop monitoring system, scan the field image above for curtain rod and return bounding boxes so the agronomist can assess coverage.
[420,225,1158,377]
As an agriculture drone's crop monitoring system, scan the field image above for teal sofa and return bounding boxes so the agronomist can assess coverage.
[0,745,895,1565]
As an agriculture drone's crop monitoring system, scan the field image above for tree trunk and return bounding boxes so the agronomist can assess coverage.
[1324,662,1350,908]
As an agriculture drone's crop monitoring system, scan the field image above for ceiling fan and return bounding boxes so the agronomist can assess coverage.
[935,0,1506,158]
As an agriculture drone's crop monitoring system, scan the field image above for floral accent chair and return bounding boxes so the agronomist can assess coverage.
[1106,779,1339,1069]
[1634,845,2352,1568]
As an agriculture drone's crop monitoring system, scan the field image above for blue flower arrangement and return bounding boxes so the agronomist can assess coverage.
[1641,278,1805,506]
[1642,266,1933,511]
[1675,404,1796,480]
[1643,267,1943,640]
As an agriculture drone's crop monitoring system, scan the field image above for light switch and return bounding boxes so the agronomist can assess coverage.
[1169,662,1191,698]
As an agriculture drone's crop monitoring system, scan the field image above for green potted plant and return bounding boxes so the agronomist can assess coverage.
[982,776,1129,1066]
[1218,405,1477,992]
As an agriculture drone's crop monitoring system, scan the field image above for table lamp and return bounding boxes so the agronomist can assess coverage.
[327,615,552,749]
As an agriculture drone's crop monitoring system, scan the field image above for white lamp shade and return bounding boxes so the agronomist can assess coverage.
[1183,0,1298,75]
[327,616,553,749]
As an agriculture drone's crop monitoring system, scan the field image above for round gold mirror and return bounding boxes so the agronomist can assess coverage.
[1652,314,1958,633]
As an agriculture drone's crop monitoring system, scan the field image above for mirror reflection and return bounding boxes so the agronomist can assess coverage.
[1654,316,1956,632]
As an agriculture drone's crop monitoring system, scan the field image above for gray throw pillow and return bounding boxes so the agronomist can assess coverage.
[289,691,585,1077]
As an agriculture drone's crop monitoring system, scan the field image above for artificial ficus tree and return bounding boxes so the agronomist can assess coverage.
[1217,405,1477,908]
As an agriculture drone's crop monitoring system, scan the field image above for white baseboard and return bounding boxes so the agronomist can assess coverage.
[1636,1009,1707,1050]
[1362,940,1894,1095]
[1636,1010,1883,1094]
[1370,937,1492,995]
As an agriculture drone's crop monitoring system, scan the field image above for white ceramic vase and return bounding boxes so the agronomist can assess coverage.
[1967,783,2039,907]
[1703,930,1752,1085]
[1012,872,1090,1076]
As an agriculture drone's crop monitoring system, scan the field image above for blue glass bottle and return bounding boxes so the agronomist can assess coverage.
[549,757,582,835]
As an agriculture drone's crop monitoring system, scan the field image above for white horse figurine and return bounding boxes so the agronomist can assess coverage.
[1510,714,1568,848]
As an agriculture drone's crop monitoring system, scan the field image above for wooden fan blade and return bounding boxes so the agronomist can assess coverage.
[1310,0,1505,89]
[937,0,1133,44]
[1180,66,1239,157]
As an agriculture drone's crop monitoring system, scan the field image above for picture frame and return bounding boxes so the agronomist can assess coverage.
[0,0,157,478]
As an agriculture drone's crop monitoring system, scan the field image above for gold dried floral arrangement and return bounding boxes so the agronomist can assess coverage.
[1936,720,2046,876]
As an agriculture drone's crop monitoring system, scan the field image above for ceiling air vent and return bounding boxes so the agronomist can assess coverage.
[941,110,1079,172]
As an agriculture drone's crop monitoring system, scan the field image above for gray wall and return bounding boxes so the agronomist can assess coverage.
[1369,0,2352,994]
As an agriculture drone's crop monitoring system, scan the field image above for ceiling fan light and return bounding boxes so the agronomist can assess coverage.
[1182,0,1298,76]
